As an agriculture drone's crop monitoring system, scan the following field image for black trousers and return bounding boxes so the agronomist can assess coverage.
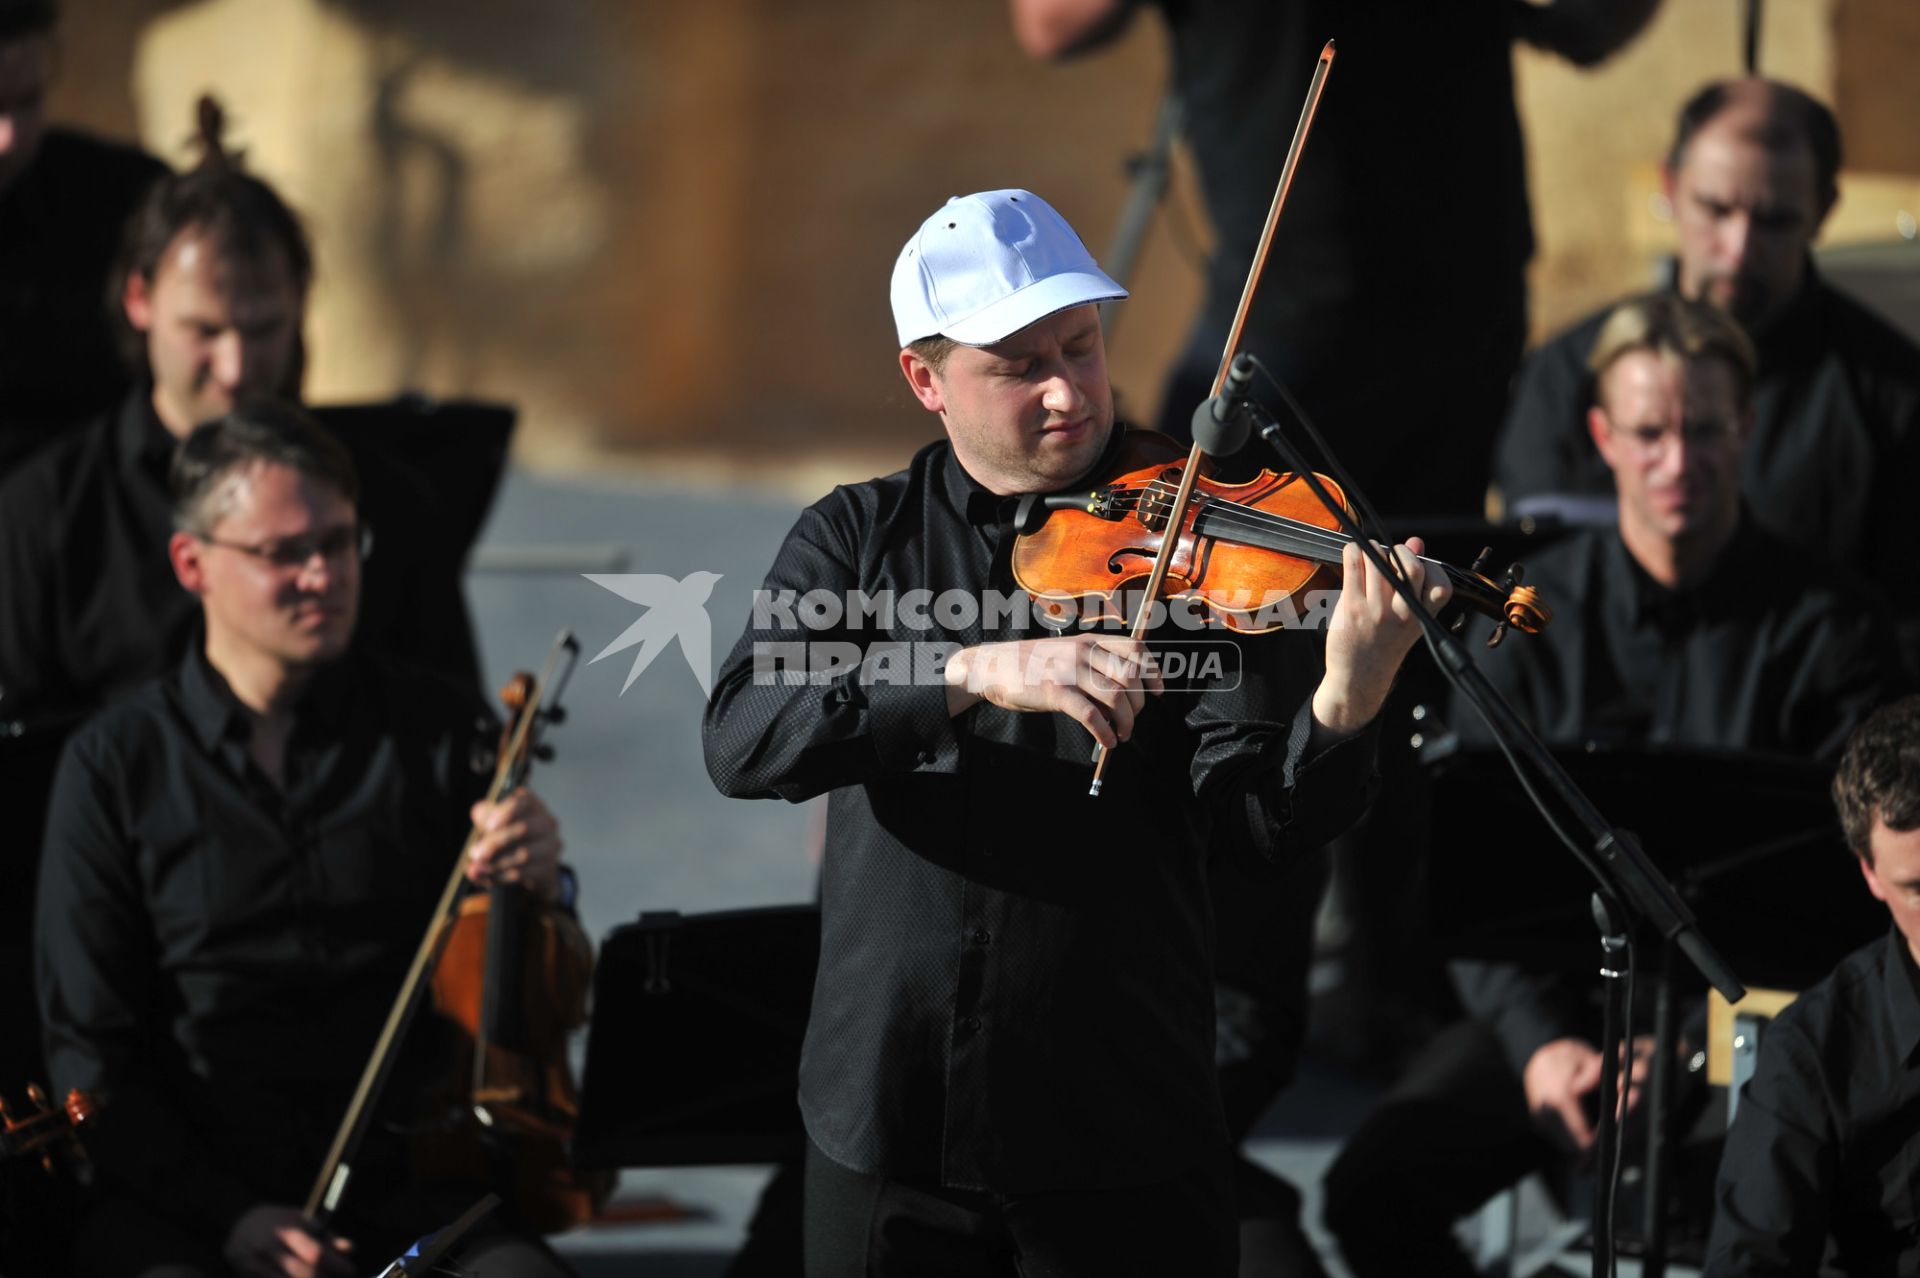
[1321,1019,1556,1278]
[802,1140,1237,1278]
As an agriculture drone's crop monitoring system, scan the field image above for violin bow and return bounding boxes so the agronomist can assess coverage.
[304,631,580,1224]
[1088,39,1336,798]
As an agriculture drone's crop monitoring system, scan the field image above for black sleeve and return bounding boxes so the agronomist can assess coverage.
[0,470,70,721]
[1492,333,1606,510]
[1864,380,1920,665]
[35,736,257,1249]
[1778,589,1914,763]
[1449,958,1592,1076]
[702,499,963,803]
[1187,629,1381,869]
[1702,1012,1836,1276]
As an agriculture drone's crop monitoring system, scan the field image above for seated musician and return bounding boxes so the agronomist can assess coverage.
[1493,78,1920,655]
[0,98,479,736]
[35,405,574,1278]
[1705,694,1920,1274]
[1321,291,1909,1277]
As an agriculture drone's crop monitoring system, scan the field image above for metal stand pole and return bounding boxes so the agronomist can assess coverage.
[1591,892,1629,1278]
[1098,92,1183,339]
[1641,940,1677,1276]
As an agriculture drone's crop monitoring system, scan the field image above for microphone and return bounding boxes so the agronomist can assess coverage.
[1189,352,1256,457]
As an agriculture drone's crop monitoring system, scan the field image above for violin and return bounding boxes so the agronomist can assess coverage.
[1011,428,1551,642]
[1031,40,1543,796]
[412,661,612,1232]
[0,1084,95,1178]
[306,632,610,1234]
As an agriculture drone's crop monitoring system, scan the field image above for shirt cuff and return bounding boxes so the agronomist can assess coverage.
[1279,696,1381,803]
[860,644,961,774]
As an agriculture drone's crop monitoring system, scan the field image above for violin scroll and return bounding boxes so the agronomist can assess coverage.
[1,1084,96,1178]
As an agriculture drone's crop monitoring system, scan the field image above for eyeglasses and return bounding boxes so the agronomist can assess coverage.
[196,523,374,570]
[1611,420,1742,460]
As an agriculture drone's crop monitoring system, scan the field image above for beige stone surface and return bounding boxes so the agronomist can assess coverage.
[39,0,1920,485]
[71,0,1192,482]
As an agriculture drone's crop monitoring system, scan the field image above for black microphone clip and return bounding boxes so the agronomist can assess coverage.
[1190,352,1257,457]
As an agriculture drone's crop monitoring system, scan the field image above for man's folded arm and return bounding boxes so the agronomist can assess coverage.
[703,502,961,803]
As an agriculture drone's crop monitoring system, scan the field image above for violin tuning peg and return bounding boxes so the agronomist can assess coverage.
[533,744,556,763]
[1470,545,1494,577]
[1486,620,1510,650]
[25,1083,46,1108]
[469,744,497,775]
[546,706,567,725]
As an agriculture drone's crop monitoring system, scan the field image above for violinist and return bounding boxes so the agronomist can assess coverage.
[0,99,484,1154]
[35,405,574,1278]
[701,188,1448,1277]
[1321,291,1909,1278]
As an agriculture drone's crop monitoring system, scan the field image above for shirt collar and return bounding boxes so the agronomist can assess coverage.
[1603,511,1759,631]
[939,424,1133,527]
[1656,256,1829,370]
[1752,261,1828,368]
[177,638,251,754]
[1881,927,1920,1065]
[175,636,359,755]
[114,383,179,488]
[941,448,1014,527]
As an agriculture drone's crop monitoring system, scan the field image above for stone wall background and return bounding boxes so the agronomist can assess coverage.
[41,0,1920,488]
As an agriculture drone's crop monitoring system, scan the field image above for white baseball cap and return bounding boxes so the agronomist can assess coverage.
[890,189,1127,348]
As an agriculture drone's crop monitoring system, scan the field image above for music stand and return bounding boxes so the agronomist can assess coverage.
[573,905,818,1170]
[1427,741,1876,984]
[1425,741,1877,1273]
[312,397,515,561]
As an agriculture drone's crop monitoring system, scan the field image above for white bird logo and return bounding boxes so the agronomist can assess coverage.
[583,571,724,696]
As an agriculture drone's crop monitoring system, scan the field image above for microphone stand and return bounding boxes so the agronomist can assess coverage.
[1215,383,1743,1277]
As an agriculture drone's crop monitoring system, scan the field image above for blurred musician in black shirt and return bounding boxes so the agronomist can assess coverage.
[1707,695,1920,1275]
[36,405,570,1278]
[1496,79,1920,656]
[1012,0,1658,516]
[0,97,480,1136]
[0,99,480,735]
[0,0,167,473]
[1323,291,1907,1278]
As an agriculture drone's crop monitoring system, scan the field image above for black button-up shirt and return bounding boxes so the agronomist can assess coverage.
[1163,0,1530,355]
[1705,929,1920,1276]
[0,386,481,733]
[35,644,490,1246]
[1492,269,1920,646]
[702,436,1378,1193]
[0,128,168,475]
[1447,521,1908,1071]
